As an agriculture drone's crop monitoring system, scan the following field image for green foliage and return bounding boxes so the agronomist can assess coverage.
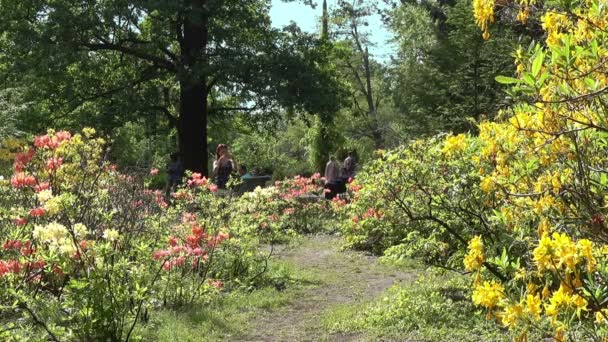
[324,273,509,341]
[389,0,521,134]
[338,135,508,272]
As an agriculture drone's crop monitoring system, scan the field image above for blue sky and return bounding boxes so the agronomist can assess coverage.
[269,0,395,62]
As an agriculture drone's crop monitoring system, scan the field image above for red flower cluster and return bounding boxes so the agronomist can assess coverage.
[187,173,208,187]
[45,157,63,171]
[13,217,28,226]
[34,182,50,193]
[30,207,46,217]
[279,175,323,201]
[362,208,383,220]
[10,172,37,188]
[33,131,71,149]
[13,149,35,171]
[153,224,230,271]
[0,260,21,277]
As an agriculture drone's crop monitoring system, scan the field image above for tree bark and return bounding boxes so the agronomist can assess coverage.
[177,0,209,175]
[362,47,382,148]
[179,82,208,174]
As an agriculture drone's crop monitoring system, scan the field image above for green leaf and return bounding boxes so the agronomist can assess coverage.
[495,75,522,84]
[532,51,544,77]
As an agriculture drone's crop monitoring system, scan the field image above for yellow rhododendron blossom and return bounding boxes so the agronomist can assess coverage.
[441,134,468,156]
[472,280,505,309]
[464,235,485,271]
[103,229,120,241]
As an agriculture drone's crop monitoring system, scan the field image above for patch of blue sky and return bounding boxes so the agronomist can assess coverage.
[269,0,396,63]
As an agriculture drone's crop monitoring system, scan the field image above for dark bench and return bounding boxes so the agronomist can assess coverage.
[234,175,272,194]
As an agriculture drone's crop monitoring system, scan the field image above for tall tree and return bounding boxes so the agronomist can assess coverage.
[0,0,342,174]
[333,0,385,148]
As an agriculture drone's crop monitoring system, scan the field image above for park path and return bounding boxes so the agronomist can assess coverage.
[234,235,415,342]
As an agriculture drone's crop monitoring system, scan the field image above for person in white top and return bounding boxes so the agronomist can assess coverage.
[324,156,341,199]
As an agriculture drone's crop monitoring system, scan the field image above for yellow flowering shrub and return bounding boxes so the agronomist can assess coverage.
[467,0,608,339]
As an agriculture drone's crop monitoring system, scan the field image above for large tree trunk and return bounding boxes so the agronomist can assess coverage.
[178,83,208,174]
[177,0,209,175]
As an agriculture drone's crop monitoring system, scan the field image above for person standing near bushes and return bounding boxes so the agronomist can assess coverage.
[165,152,184,198]
[213,144,236,190]
[324,155,342,199]
[342,151,357,182]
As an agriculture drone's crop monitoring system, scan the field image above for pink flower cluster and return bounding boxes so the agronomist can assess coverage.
[187,173,218,193]
[279,174,324,201]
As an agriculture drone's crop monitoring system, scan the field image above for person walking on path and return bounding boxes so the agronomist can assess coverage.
[213,144,236,190]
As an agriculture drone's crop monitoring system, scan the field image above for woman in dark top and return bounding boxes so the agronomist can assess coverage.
[213,144,236,189]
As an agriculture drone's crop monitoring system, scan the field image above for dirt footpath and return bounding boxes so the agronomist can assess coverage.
[235,235,415,342]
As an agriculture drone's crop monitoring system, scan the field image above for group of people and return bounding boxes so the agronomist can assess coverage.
[165,144,268,198]
[323,152,357,199]
[165,144,357,200]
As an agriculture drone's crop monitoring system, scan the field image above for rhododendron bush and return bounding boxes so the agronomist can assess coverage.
[232,174,333,241]
[339,0,608,339]
[0,129,271,340]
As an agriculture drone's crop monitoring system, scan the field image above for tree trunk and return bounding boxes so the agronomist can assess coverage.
[178,82,208,174]
[177,0,209,175]
[363,47,382,149]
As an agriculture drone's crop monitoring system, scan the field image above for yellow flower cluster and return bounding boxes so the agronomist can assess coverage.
[463,235,484,271]
[33,222,77,256]
[533,232,597,272]
[472,280,505,309]
[441,134,468,156]
[472,0,494,39]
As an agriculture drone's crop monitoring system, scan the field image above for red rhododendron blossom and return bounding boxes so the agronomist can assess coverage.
[171,246,185,255]
[350,184,362,192]
[13,149,35,171]
[130,200,144,209]
[153,250,171,260]
[150,168,159,176]
[105,164,118,172]
[28,260,46,270]
[283,208,295,215]
[7,260,21,274]
[209,279,224,289]
[55,131,72,142]
[186,235,201,248]
[29,207,46,217]
[190,247,204,256]
[187,173,209,187]
[168,236,178,247]
[182,212,197,223]
[352,216,360,223]
[34,182,50,192]
[208,184,218,193]
[21,241,34,257]
[3,240,22,251]
[13,217,28,226]
[45,157,63,171]
[33,134,63,149]
[79,240,88,250]
[52,265,65,277]
[11,172,37,188]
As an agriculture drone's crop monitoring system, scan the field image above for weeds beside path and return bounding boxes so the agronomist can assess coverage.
[234,235,416,342]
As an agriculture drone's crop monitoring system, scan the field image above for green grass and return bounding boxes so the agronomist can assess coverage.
[321,272,510,342]
[139,259,320,341]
